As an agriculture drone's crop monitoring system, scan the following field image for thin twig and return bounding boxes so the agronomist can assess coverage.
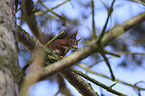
[35,0,70,16]
[39,0,64,20]
[109,82,118,88]
[97,0,115,44]
[16,3,24,13]
[52,0,70,9]
[91,0,97,39]
[100,51,115,81]
[89,51,145,68]
[104,50,120,57]
[88,57,113,68]
[45,31,64,46]
[71,68,127,96]
[34,0,40,7]
[116,51,145,55]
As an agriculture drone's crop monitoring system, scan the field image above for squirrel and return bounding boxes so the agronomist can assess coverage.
[47,25,81,57]
[22,25,81,72]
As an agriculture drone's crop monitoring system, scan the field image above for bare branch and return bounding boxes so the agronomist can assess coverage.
[61,69,99,96]
[55,74,73,96]
[78,64,145,91]
[22,0,48,44]
[97,0,116,44]
[91,0,97,39]
[52,0,70,9]
[39,0,64,20]
[71,68,127,96]
[100,51,115,81]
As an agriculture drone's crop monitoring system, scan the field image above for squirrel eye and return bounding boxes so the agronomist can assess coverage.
[72,39,76,43]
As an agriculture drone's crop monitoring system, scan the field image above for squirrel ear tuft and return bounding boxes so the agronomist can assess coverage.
[77,38,81,42]
[68,31,78,39]
[74,31,78,36]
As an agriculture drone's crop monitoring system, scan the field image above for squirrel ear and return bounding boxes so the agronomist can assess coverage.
[68,31,78,39]
[74,31,78,36]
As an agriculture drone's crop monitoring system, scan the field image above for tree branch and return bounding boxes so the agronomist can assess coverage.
[71,68,127,96]
[39,0,64,20]
[61,69,99,96]
[16,25,61,61]
[97,0,115,44]
[52,0,70,9]
[132,0,145,6]
[100,51,115,81]
[22,0,48,44]
[91,0,97,39]
[78,63,145,91]
[55,73,73,96]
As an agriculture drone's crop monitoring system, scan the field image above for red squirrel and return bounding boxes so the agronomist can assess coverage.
[48,25,81,57]
[22,26,80,71]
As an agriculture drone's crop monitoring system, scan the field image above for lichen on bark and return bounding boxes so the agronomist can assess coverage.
[0,0,21,96]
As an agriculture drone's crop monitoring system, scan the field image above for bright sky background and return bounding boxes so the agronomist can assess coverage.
[17,0,145,96]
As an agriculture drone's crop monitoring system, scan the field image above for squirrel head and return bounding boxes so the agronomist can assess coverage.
[65,31,80,49]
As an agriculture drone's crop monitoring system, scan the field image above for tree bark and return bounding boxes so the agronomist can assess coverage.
[0,0,20,96]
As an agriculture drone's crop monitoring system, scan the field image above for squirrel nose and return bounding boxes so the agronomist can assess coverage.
[72,45,78,49]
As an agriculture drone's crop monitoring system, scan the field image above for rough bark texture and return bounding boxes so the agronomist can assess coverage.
[0,0,20,96]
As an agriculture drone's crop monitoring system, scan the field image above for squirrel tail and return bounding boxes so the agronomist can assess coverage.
[58,25,78,39]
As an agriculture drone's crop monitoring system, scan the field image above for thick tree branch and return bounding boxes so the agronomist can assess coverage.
[55,74,73,96]
[61,69,99,96]
[16,26,61,61]
[22,0,41,36]
[22,0,49,44]
[101,12,145,47]
[16,26,38,53]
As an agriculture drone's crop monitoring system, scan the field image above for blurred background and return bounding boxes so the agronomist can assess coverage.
[16,0,145,96]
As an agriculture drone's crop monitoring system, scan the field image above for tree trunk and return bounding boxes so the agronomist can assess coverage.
[0,0,20,96]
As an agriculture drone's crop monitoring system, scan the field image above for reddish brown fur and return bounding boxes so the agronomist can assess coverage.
[48,26,80,57]
[48,33,78,57]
